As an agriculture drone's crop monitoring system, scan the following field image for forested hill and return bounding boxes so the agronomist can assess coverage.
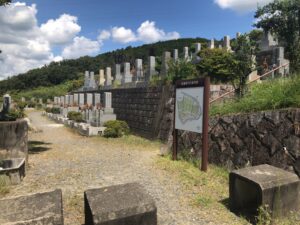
[0,37,210,95]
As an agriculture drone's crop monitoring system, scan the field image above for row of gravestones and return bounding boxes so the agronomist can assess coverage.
[80,34,236,90]
[54,92,112,109]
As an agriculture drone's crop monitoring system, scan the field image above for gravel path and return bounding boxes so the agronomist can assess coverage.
[6,111,217,225]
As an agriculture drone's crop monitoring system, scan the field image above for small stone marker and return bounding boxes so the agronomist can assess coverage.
[229,164,300,217]
[84,183,157,225]
[135,58,143,82]
[0,189,63,225]
[195,43,201,54]
[147,56,156,81]
[173,49,178,61]
[161,51,171,77]
[183,46,189,59]
[114,64,122,84]
[224,35,231,51]
[209,39,215,49]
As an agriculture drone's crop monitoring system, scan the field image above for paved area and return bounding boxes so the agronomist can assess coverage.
[5,111,219,225]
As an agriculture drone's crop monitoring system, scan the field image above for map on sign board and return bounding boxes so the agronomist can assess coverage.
[175,87,203,133]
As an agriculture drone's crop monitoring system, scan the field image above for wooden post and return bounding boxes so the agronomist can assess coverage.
[173,86,178,160]
[201,77,210,171]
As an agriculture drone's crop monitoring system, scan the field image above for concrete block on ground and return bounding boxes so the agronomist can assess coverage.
[230,164,300,217]
[0,189,64,225]
[84,182,157,225]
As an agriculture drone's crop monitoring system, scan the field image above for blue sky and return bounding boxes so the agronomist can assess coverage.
[0,0,273,78]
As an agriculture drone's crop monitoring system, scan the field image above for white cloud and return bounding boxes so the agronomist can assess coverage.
[137,20,180,43]
[111,26,137,43]
[62,36,101,59]
[41,14,81,45]
[214,0,273,12]
[101,20,180,44]
[98,30,111,41]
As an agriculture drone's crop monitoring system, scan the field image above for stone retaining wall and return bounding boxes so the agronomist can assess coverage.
[0,120,28,162]
[176,108,300,172]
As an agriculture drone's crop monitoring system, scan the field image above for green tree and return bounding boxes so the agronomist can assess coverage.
[166,59,198,84]
[197,34,257,97]
[0,0,11,6]
[254,0,300,72]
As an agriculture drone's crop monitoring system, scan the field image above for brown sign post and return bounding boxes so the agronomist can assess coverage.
[173,77,210,172]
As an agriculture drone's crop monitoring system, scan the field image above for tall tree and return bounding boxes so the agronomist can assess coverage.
[255,0,300,72]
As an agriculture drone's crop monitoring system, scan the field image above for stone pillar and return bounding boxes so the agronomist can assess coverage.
[195,43,201,54]
[99,69,105,87]
[122,62,132,84]
[236,32,241,39]
[135,58,143,82]
[84,71,90,87]
[86,93,93,106]
[161,51,171,77]
[183,46,189,60]
[173,49,178,62]
[79,94,84,106]
[224,35,231,51]
[105,67,112,86]
[74,94,79,106]
[65,95,69,106]
[60,96,65,107]
[94,93,101,108]
[69,95,74,106]
[209,39,215,49]
[104,92,112,108]
[89,71,97,88]
[114,64,122,84]
[146,56,156,82]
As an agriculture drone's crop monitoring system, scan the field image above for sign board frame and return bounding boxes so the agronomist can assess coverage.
[173,77,210,171]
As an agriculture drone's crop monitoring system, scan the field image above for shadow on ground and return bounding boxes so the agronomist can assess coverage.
[219,198,256,224]
[28,141,52,154]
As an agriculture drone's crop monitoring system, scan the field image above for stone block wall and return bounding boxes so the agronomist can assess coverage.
[176,108,300,172]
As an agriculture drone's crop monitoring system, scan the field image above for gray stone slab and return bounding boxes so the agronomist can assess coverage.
[230,164,300,217]
[84,183,157,225]
[0,189,64,225]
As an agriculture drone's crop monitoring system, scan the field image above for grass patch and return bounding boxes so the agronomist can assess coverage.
[210,75,300,116]
[155,155,249,224]
[95,134,161,151]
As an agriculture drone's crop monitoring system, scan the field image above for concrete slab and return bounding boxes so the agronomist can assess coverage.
[230,164,300,217]
[84,183,157,225]
[0,189,64,225]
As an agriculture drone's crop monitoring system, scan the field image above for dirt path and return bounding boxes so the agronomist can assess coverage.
[6,111,217,225]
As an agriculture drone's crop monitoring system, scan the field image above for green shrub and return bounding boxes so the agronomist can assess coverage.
[51,107,60,114]
[27,101,36,108]
[16,102,27,111]
[2,109,25,121]
[103,120,130,138]
[67,111,83,122]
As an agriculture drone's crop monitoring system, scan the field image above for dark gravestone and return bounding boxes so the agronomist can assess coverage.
[0,189,64,225]
[84,183,157,225]
[230,164,300,218]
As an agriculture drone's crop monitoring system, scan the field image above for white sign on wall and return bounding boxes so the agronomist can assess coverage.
[175,87,204,133]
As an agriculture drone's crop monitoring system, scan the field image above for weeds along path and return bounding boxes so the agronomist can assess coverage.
[3,111,244,225]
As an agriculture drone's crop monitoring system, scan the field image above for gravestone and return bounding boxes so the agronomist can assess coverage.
[224,35,231,51]
[195,43,201,54]
[94,93,101,108]
[146,56,156,82]
[122,62,132,84]
[84,183,157,225]
[87,93,93,106]
[60,96,65,107]
[79,93,85,106]
[89,71,97,89]
[105,67,112,86]
[230,164,300,218]
[69,95,74,106]
[236,32,241,39]
[135,58,143,82]
[21,97,26,102]
[114,64,122,84]
[160,51,171,78]
[0,189,64,225]
[183,46,189,60]
[104,92,112,109]
[173,49,178,61]
[209,39,215,49]
[74,93,79,106]
[65,95,69,106]
[84,71,90,87]
[2,94,11,114]
[99,69,105,87]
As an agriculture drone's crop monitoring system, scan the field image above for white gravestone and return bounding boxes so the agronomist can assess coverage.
[86,93,93,106]
[94,93,101,108]
[99,69,105,86]
[79,94,84,106]
[105,67,112,86]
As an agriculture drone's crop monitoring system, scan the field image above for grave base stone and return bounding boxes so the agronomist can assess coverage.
[230,164,300,218]
[84,182,157,225]
[0,189,63,225]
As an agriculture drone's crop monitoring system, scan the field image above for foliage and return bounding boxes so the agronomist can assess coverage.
[103,120,130,138]
[198,33,258,97]
[0,38,209,95]
[1,109,25,121]
[67,111,83,122]
[0,0,11,6]
[256,205,272,225]
[166,59,198,84]
[45,107,60,114]
[210,75,300,116]
[254,0,300,72]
